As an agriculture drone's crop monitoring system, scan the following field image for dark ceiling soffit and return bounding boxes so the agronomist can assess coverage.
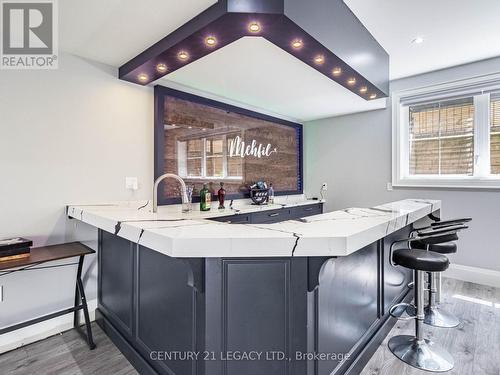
[119,0,389,100]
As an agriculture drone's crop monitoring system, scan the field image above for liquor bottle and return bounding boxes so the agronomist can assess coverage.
[217,182,226,209]
[200,183,212,211]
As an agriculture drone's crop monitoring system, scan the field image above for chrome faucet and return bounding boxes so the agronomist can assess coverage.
[153,173,189,213]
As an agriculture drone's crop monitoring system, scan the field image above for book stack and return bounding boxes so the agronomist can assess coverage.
[0,237,32,262]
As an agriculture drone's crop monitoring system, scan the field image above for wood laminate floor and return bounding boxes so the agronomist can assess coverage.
[0,322,137,375]
[361,278,500,375]
[0,278,498,375]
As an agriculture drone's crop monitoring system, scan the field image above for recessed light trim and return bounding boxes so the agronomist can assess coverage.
[248,22,261,33]
[412,36,424,44]
[347,77,356,86]
[137,73,148,82]
[178,51,189,61]
[360,86,368,93]
[205,36,217,46]
[156,63,167,73]
[370,93,377,99]
[314,55,325,64]
[332,67,342,76]
[291,39,303,49]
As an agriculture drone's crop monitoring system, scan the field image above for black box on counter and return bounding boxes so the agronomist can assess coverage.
[0,237,32,261]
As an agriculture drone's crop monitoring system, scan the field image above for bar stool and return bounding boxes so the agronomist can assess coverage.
[388,244,454,372]
[409,219,470,328]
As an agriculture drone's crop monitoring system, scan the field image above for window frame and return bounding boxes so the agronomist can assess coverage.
[177,135,243,180]
[392,73,500,189]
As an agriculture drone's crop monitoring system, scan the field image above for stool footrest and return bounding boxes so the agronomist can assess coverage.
[389,302,416,320]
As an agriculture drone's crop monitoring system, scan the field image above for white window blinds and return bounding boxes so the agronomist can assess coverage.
[409,97,474,176]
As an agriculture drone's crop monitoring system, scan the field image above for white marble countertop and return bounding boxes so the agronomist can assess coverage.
[67,197,440,258]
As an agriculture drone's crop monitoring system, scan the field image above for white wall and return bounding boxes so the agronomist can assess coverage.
[0,53,153,349]
[305,56,500,273]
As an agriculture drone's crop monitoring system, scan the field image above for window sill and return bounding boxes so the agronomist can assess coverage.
[393,177,500,190]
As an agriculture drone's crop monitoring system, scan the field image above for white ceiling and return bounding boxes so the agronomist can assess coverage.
[345,0,500,80]
[60,0,217,67]
[59,0,500,121]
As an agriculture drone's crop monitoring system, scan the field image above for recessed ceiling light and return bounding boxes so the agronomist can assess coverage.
[347,77,356,86]
[370,93,377,99]
[178,51,189,61]
[412,36,424,44]
[156,63,167,73]
[291,39,303,49]
[314,55,325,64]
[137,73,148,82]
[248,22,261,33]
[359,86,368,93]
[332,67,342,76]
[205,36,217,47]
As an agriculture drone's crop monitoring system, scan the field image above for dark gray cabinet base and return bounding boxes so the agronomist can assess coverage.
[96,224,413,375]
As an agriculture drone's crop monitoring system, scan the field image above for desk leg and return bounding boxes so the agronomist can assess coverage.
[74,255,96,350]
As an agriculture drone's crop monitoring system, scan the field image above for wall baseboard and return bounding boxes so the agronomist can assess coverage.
[444,264,500,288]
[0,299,97,354]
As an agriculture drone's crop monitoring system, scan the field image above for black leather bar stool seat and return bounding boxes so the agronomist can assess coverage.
[411,241,457,254]
[393,249,450,272]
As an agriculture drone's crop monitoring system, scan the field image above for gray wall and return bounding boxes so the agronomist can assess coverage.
[305,56,500,272]
[0,53,153,338]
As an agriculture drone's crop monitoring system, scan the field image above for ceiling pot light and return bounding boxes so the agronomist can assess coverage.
[347,77,356,86]
[370,93,377,99]
[314,55,325,64]
[156,63,167,73]
[332,67,342,76]
[412,36,424,44]
[205,36,217,47]
[178,51,189,61]
[291,39,303,49]
[359,86,368,93]
[137,73,148,82]
[248,22,261,33]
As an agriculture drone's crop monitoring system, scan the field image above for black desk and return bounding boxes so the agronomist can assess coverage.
[0,242,96,350]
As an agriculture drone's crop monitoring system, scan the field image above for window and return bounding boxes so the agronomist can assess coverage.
[393,74,500,188]
[409,98,474,176]
[177,135,243,179]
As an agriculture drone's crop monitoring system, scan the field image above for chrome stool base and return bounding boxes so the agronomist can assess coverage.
[406,305,459,328]
[388,335,454,372]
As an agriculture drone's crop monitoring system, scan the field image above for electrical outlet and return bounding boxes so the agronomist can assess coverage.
[125,177,139,190]
[387,182,393,191]
[321,183,328,191]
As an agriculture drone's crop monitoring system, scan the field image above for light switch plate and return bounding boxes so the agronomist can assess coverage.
[125,177,139,190]
[387,182,393,191]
